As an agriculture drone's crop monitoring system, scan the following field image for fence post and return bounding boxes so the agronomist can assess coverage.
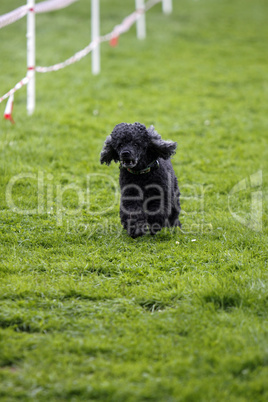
[135,0,146,40]
[91,0,100,75]
[162,0,173,14]
[27,0,35,115]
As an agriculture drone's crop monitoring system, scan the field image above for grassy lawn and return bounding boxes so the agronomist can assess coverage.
[0,0,268,400]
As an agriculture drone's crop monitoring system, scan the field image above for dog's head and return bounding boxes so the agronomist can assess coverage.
[100,122,177,169]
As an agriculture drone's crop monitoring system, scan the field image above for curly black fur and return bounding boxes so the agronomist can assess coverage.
[100,122,181,238]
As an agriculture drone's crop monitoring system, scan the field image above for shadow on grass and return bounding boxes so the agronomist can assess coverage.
[202,292,243,311]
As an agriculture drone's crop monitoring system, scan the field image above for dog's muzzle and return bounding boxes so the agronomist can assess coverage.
[120,150,137,168]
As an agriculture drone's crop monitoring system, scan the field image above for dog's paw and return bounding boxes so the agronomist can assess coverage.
[127,219,148,238]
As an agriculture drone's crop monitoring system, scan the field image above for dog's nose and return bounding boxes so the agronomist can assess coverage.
[121,150,131,159]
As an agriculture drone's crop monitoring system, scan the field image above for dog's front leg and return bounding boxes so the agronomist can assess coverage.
[120,203,148,238]
[120,182,148,238]
[126,214,148,238]
[120,208,148,238]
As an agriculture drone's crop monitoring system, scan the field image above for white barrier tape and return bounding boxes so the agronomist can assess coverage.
[36,0,161,73]
[0,0,78,29]
[0,0,159,30]
[103,0,161,40]
[36,42,97,73]
[0,76,30,104]
[0,0,161,104]
[35,0,79,14]
[0,5,28,29]
[4,93,15,123]
[144,0,161,12]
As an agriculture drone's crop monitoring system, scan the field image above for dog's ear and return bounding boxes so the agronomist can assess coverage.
[147,125,177,159]
[100,135,118,165]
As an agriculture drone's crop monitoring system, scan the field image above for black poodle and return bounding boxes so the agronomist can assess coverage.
[100,122,181,238]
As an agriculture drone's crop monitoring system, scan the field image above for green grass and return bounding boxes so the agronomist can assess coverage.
[0,0,268,400]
